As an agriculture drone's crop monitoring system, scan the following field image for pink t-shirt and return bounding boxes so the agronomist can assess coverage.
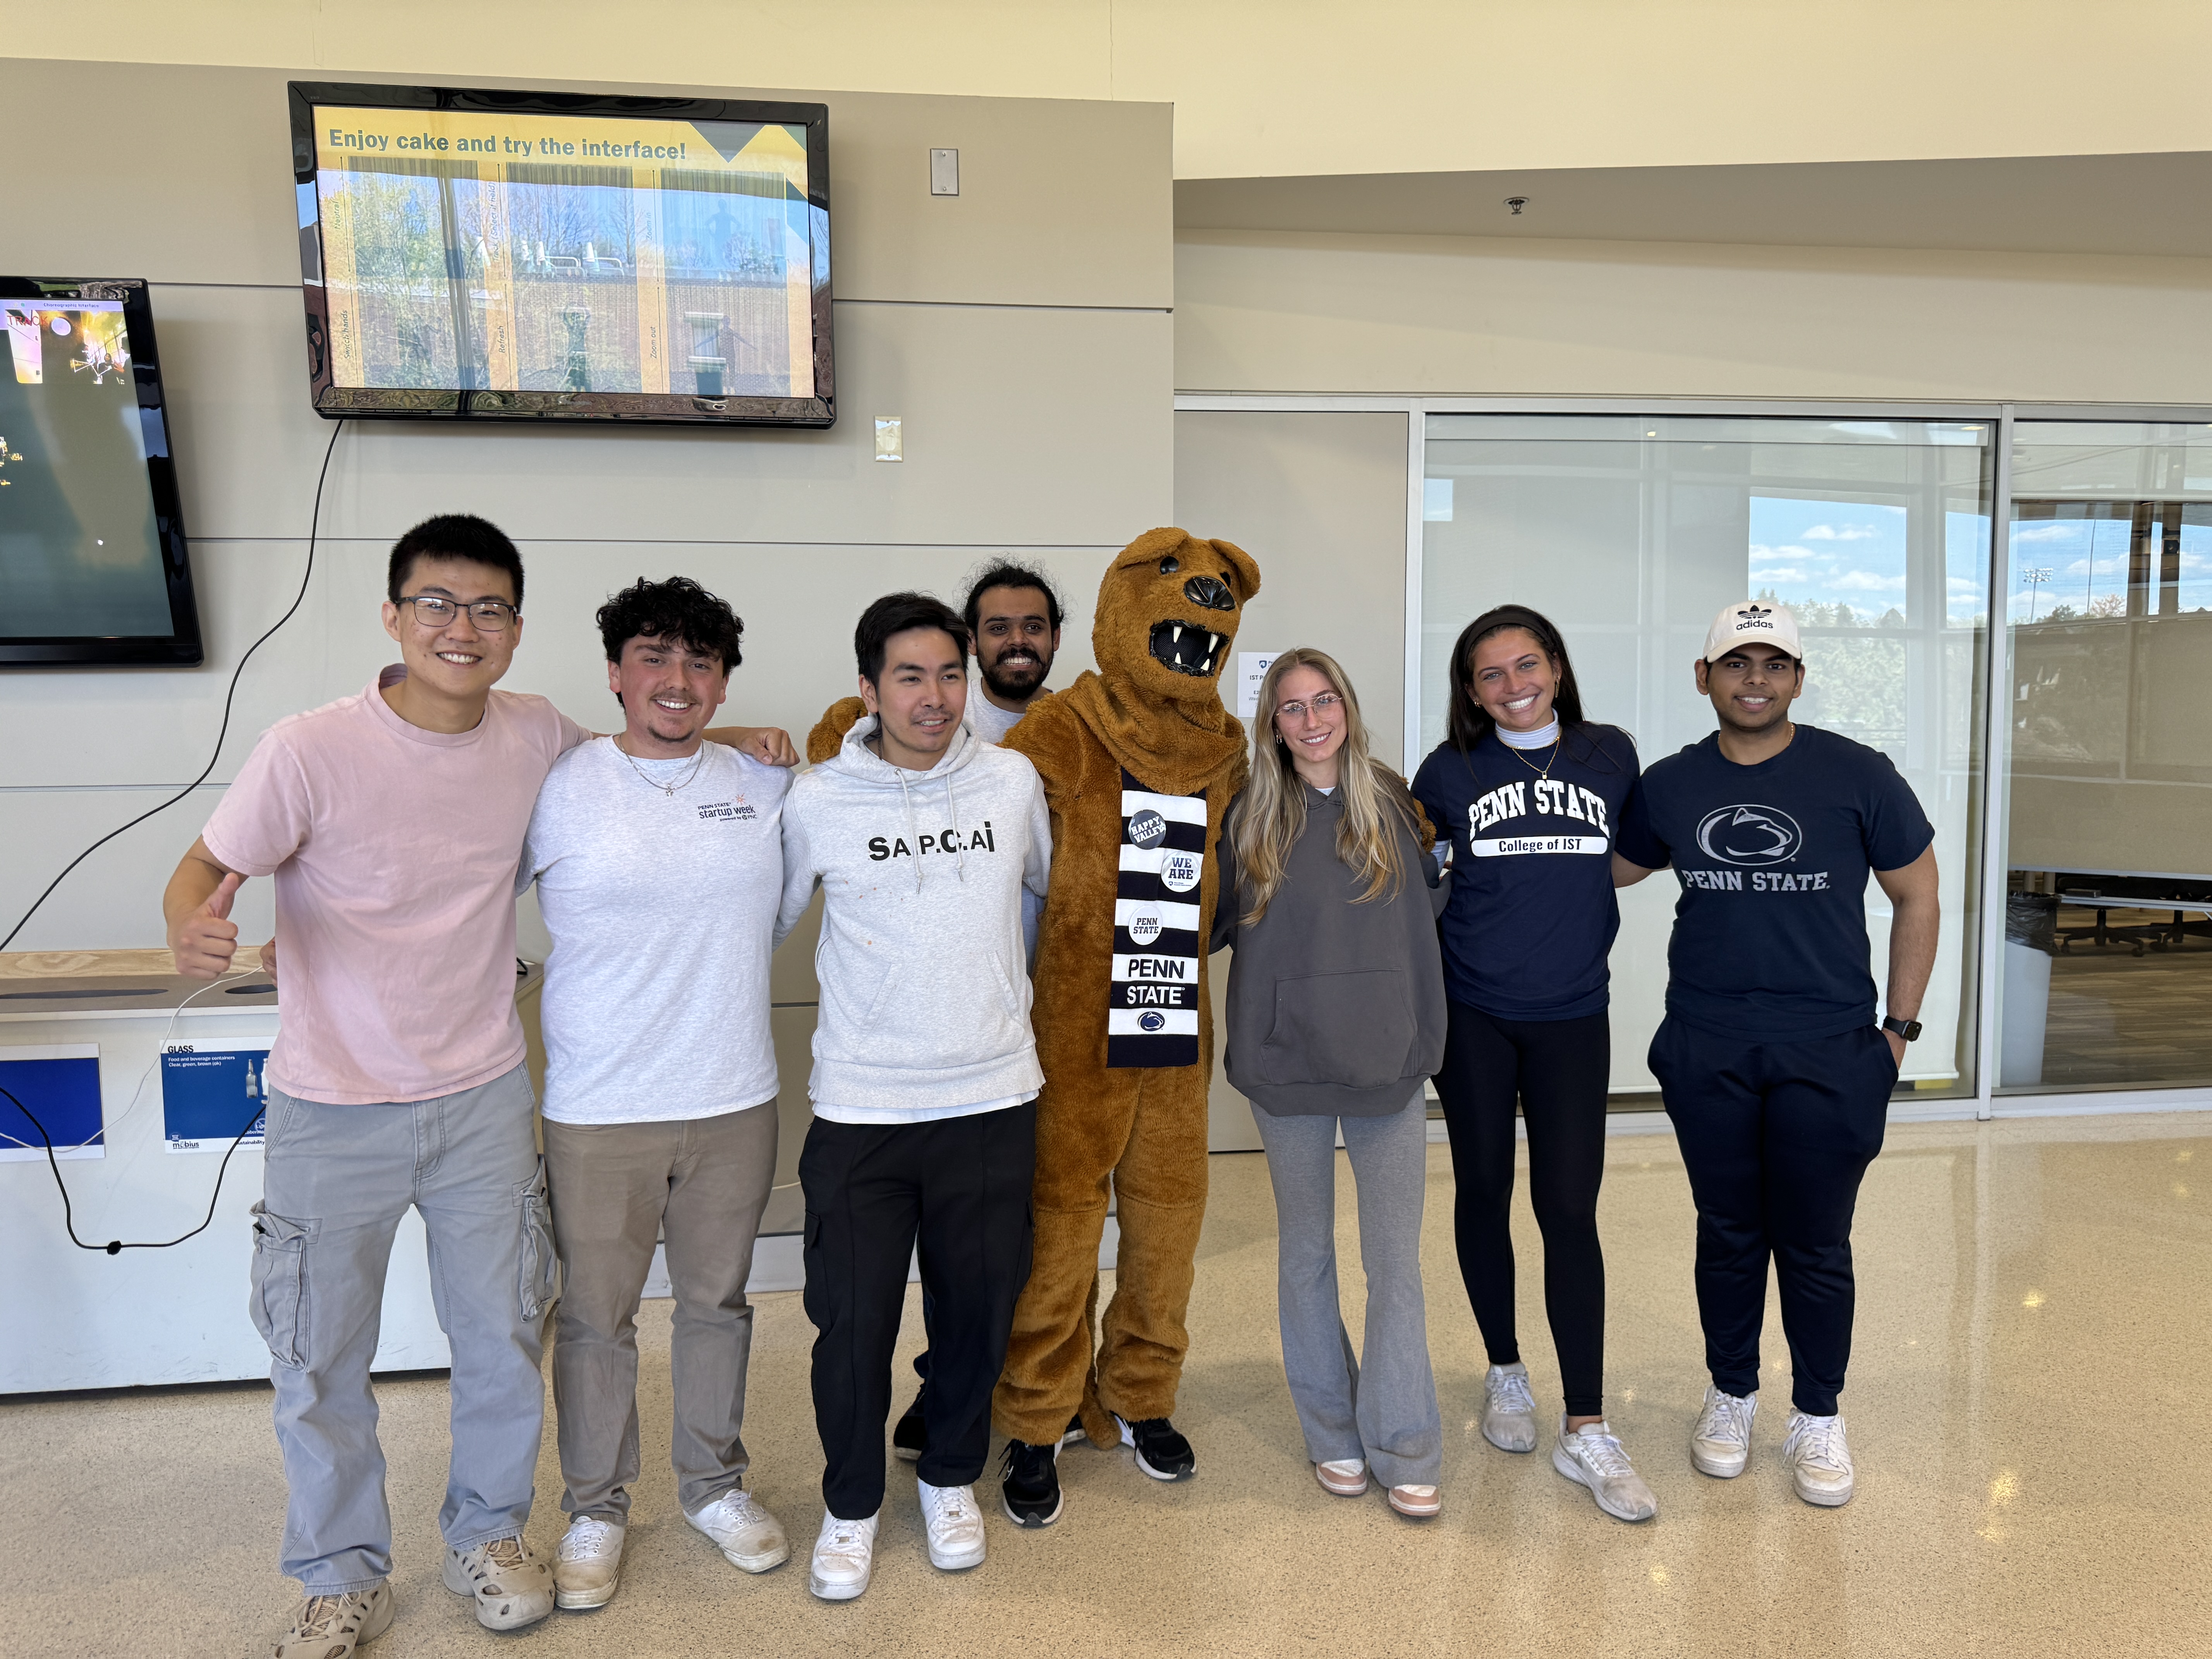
[202,666,589,1104]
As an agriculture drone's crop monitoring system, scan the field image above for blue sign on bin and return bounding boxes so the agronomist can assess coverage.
[161,1046,270,1153]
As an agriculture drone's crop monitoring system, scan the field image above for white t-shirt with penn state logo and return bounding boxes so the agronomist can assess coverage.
[519,737,791,1124]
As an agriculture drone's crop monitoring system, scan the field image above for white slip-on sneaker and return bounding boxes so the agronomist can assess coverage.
[808,1509,879,1601]
[1690,1385,1758,1478]
[1315,1459,1369,1497]
[1482,1362,1540,1453]
[1783,1410,1856,1507]
[1552,1417,1659,1522]
[273,1582,393,1657]
[553,1515,625,1611]
[442,1535,555,1631]
[918,1479,988,1571]
[686,1486,791,1573]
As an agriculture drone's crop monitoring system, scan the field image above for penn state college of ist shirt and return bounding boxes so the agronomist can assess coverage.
[1614,723,1935,1042]
[1413,723,1640,1021]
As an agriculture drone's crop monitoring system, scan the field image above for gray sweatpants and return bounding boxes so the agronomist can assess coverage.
[543,1103,778,1521]
[250,1063,552,1594]
[1250,1091,1443,1489]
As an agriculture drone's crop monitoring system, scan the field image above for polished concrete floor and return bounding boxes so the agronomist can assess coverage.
[7,1112,2211,1657]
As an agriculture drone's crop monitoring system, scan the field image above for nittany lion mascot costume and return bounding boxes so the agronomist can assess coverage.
[807,528,1260,1486]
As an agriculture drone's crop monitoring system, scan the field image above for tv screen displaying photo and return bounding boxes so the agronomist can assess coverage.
[291,84,834,426]
[0,278,199,666]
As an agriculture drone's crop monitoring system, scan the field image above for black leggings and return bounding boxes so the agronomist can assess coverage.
[1434,1003,1610,1417]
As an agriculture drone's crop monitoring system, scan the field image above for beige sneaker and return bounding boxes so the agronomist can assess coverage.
[273,1582,392,1657]
[1481,1362,1540,1452]
[554,1514,625,1610]
[441,1534,555,1631]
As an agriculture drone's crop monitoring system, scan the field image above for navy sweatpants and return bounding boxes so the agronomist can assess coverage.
[1648,1018,1897,1417]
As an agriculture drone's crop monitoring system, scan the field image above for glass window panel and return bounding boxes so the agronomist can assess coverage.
[1421,415,1990,1104]
[2001,425,2212,1092]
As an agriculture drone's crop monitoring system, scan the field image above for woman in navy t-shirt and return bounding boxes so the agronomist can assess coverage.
[1411,604,1657,1523]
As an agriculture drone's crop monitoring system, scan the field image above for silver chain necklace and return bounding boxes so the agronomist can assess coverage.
[614,736,706,796]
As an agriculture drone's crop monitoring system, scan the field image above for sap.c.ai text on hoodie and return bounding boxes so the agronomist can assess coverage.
[775,716,1053,1118]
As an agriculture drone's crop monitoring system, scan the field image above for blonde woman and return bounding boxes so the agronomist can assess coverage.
[1209,649,1450,1517]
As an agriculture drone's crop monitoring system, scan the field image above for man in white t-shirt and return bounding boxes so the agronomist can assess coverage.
[516,577,795,1611]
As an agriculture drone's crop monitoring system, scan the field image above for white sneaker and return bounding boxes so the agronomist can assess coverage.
[1551,1417,1658,1522]
[1481,1362,1539,1452]
[685,1486,790,1573]
[808,1509,879,1601]
[918,1479,988,1571]
[1783,1410,1855,1507]
[1690,1385,1758,1478]
[553,1515,625,1610]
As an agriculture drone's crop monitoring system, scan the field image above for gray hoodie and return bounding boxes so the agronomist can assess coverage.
[776,715,1053,1116]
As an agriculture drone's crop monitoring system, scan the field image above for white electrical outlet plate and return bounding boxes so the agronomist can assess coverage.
[929,148,959,196]
[875,416,903,461]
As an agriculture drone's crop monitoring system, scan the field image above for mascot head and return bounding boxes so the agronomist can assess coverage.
[1093,527,1261,707]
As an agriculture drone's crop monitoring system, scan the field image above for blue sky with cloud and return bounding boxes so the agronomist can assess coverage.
[1748,496,1990,626]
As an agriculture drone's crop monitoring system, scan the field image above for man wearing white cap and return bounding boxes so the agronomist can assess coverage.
[1611,600,1939,1508]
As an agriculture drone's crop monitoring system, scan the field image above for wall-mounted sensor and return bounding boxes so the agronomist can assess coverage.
[875,417,903,461]
[930,148,959,196]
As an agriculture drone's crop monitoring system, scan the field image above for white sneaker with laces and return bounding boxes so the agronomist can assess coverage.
[918,1478,988,1571]
[1783,1410,1855,1506]
[808,1509,879,1601]
[685,1486,790,1573]
[1690,1385,1758,1478]
[1481,1362,1539,1452]
[553,1515,625,1610]
[1551,1416,1658,1522]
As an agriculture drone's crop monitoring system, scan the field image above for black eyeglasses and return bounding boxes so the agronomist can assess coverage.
[397,595,519,632]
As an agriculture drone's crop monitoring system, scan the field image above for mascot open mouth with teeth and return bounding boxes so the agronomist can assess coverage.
[989,526,1260,1506]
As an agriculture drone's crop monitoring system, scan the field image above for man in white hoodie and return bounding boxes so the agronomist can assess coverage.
[776,591,1053,1602]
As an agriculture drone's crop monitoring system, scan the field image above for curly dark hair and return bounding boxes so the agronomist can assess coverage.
[596,576,744,676]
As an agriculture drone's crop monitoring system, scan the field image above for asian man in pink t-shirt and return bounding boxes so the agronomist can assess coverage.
[161,515,793,1659]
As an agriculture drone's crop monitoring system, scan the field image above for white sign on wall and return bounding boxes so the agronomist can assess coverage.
[1237,651,1279,718]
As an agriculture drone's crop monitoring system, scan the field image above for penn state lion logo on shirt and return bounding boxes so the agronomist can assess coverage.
[1695,804,1803,867]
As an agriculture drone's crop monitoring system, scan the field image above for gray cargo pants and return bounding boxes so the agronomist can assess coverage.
[250,1063,553,1594]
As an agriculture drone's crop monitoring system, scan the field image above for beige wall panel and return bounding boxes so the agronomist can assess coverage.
[2008,777,2212,879]
[147,284,1170,547]
[1175,232,2212,404]
[1173,410,1409,762]
[19,2,2212,179]
[0,59,1169,307]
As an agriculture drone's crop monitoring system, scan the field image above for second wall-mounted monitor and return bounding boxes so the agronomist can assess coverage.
[289,81,833,427]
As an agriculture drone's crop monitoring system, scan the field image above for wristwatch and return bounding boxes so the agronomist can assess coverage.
[1881,1015,1923,1042]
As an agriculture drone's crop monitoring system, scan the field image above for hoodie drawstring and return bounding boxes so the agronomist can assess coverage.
[947,768,968,883]
[893,765,923,891]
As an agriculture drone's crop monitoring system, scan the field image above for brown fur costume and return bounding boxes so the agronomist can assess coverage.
[992,528,1259,1447]
[805,529,1259,1448]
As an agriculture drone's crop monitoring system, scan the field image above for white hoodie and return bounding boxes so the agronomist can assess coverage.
[776,715,1053,1118]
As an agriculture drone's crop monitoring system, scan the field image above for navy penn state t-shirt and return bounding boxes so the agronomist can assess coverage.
[1614,723,1935,1042]
[1413,723,1641,1021]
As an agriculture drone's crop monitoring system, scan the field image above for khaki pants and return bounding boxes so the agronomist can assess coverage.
[543,1103,778,1520]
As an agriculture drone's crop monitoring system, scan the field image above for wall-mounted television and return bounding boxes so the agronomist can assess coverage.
[0,277,200,667]
[289,81,834,427]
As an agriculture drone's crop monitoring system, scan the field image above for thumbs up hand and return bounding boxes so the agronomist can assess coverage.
[172,871,244,979]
